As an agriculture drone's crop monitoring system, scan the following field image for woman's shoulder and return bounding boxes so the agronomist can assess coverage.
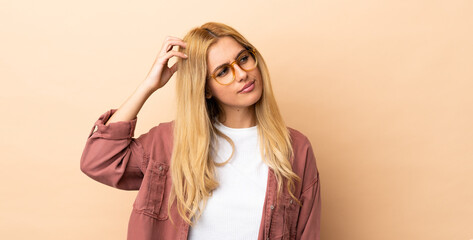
[286,126,312,148]
[155,119,175,131]
[286,126,319,190]
[137,120,175,166]
[137,120,175,146]
[148,120,174,138]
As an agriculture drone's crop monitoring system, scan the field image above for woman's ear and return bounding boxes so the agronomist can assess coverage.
[205,86,212,99]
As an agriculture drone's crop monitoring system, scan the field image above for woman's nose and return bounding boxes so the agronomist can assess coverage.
[234,64,248,82]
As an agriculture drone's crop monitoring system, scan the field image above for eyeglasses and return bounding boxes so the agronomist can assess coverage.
[208,48,258,85]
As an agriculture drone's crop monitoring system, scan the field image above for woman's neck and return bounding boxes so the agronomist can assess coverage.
[217,106,256,128]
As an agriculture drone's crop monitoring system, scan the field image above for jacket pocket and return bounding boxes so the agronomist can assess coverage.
[133,160,169,220]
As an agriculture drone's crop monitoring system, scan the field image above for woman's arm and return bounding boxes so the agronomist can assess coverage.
[80,108,152,190]
[80,36,187,190]
[80,81,155,190]
[298,171,321,240]
[105,35,187,126]
[296,140,322,240]
[104,82,154,126]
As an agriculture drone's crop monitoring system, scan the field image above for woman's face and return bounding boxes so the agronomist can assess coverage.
[206,36,263,113]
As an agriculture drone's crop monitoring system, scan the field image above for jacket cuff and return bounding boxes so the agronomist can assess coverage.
[88,108,137,139]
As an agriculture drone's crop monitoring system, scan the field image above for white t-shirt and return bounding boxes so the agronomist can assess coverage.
[188,120,269,240]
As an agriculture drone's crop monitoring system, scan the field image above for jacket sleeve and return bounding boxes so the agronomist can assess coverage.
[298,140,322,240]
[80,108,151,190]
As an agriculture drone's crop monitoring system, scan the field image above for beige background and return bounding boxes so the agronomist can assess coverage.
[1,0,472,239]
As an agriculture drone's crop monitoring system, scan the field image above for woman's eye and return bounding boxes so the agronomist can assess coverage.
[240,56,249,63]
[217,67,228,77]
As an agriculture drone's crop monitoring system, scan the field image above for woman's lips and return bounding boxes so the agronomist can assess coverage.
[239,81,255,93]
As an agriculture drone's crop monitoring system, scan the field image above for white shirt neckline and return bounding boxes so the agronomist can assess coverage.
[214,119,258,134]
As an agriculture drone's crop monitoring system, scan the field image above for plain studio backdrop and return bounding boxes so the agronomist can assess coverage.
[1,0,472,239]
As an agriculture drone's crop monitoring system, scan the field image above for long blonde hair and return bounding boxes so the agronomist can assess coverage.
[167,22,302,226]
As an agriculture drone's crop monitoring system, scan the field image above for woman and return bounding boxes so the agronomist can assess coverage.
[80,22,321,240]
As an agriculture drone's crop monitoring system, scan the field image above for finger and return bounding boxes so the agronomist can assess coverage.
[162,40,187,55]
[157,50,188,65]
[165,40,187,52]
[166,50,188,58]
[161,36,186,48]
[164,36,185,42]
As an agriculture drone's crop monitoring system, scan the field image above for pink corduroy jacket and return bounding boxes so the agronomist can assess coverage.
[80,109,321,240]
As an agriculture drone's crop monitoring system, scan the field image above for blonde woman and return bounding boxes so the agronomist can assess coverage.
[80,22,321,240]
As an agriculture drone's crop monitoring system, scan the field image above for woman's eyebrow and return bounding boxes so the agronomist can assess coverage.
[213,49,246,73]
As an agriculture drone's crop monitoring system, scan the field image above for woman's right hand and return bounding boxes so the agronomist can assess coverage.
[143,36,188,92]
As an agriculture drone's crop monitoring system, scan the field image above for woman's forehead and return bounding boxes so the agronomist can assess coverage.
[207,37,245,67]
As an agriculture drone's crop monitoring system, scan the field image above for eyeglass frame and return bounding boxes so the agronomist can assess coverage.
[207,47,258,86]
